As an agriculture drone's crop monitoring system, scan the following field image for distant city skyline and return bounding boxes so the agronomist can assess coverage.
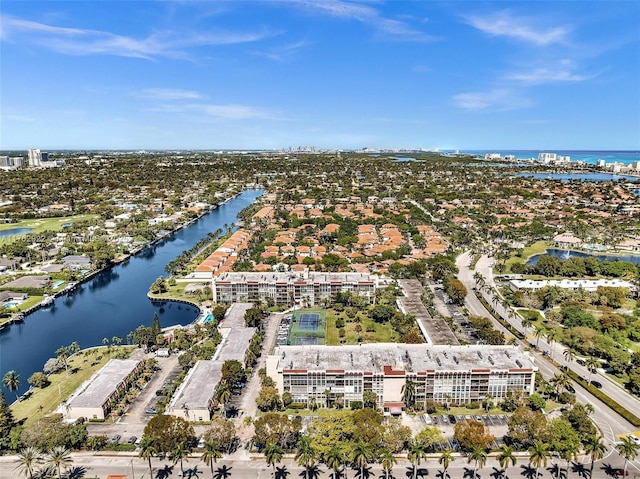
[1,1,639,150]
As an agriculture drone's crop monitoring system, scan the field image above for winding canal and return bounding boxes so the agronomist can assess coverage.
[0,189,263,397]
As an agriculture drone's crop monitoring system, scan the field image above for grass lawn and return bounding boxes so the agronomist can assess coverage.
[0,296,45,327]
[10,346,134,426]
[504,240,549,273]
[148,283,205,308]
[325,310,398,345]
[0,215,99,245]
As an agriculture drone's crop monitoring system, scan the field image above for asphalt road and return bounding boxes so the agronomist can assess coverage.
[1,450,638,479]
[455,252,640,458]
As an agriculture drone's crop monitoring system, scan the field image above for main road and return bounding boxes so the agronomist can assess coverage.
[456,252,640,464]
[0,450,636,479]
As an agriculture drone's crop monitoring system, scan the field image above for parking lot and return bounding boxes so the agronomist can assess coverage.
[86,352,182,442]
[276,314,292,346]
[412,412,511,452]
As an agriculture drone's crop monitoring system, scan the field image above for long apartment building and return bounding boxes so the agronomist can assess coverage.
[65,359,143,420]
[166,303,256,422]
[266,344,536,412]
[212,271,378,305]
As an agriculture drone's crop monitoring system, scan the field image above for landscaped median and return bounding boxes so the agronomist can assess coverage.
[474,290,640,428]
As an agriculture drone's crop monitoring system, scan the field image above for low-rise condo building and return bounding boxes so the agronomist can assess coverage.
[65,359,142,420]
[212,271,378,305]
[266,344,536,412]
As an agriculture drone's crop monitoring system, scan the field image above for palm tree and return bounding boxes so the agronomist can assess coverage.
[497,445,517,477]
[521,315,534,334]
[295,435,317,479]
[201,440,222,478]
[3,370,20,401]
[264,442,284,477]
[584,434,607,477]
[615,436,639,478]
[325,444,345,479]
[216,382,232,415]
[407,440,426,479]
[534,327,545,348]
[585,357,600,384]
[402,380,416,409]
[546,329,559,360]
[551,373,572,399]
[45,446,73,479]
[138,436,157,479]
[483,393,494,412]
[467,445,487,479]
[170,442,190,477]
[563,348,577,365]
[14,446,43,479]
[380,447,396,479]
[438,450,455,477]
[350,439,372,479]
[529,440,550,479]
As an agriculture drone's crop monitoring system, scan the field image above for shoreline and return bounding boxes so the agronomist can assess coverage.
[0,191,245,332]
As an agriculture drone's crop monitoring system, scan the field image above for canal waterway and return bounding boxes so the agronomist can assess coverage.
[527,248,640,266]
[0,189,263,397]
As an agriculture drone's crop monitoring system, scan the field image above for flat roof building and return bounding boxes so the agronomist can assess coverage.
[167,360,222,422]
[212,271,378,306]
[65,359,142,420]
[267,344,536,412]
[166,303,258,421]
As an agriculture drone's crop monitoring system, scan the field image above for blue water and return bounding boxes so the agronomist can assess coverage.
[454,150,640,166]
[0,227,34,238]
[52,280,65,288]
[4,302,18,309]
[527,248,640,266]
[204,314,214,323]
[0,190,263,397]
[515,172,639,183]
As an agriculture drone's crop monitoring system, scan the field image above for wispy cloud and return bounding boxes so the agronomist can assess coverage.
[292,0,435,41]
[249,40,311,62]
[453,89,532,111]
[134,89,205,100]
[465,10,570,46]
[506,59,594,85]
[0,14,276,59]
[149,102,277,120]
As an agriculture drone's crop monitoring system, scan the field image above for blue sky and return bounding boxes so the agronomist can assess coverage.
[1,1,639,151]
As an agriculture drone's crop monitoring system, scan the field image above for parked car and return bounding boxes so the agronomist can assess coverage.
[127,436,137,444]
[111,434,121,443]
[145,407,157,414]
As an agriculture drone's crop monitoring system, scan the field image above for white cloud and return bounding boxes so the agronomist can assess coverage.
[292,0,435,41]
[249,40,311,62]
[453,89,532,111]
[465,10,570,46]
[506,59,593,85]
[0,14,276,59]
[135,89,205,100]
[149,102,276,120]
[507,68,591,85]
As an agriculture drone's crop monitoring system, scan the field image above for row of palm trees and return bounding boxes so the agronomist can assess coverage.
[14,446,73,479]
[257,430,629,479]
[13,430,637,479]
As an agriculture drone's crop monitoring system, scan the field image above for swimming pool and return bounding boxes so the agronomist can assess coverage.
[204,314,214,323]
[4,301,18,309]
[52,280,65,288]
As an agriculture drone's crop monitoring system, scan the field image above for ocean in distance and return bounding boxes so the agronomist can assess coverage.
[454,150,640,166]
